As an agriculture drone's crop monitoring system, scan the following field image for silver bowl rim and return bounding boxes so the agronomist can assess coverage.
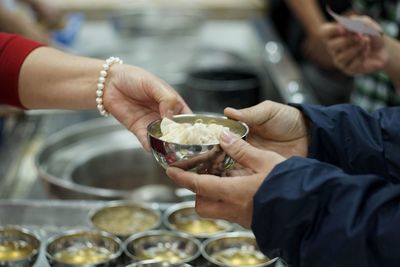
[88,201,162,237]
[0,225,41,263]
[147,114,249,146]
[123,229,202,264]
[124,259,194,267]
[201,231,277,267]
[45,229,123,264]
[163,201,234,238]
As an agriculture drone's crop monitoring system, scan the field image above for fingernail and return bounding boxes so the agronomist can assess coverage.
[165,109,174,118]
[220,130,238,145]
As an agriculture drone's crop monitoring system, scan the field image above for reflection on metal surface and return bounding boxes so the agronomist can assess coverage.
[46,230,122,267]
[124,230,201,264]
[202,232,275,267]
[90,202,161,238]
[0,226,41,266]
[265,41,282,63]
[252,18,317,104]
[164,202,233,239]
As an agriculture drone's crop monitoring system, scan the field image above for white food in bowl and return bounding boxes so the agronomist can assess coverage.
[159,118,231,145]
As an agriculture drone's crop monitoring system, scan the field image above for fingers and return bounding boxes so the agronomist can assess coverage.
[350,15,382,33]
[195,196,252,228]
[166,167,230,199]
[319,23,345,40]
[149,79,191,118]
[224,100,280,127]
[335,43,366,69]
[220,131,269,172]
[136,128,151,152]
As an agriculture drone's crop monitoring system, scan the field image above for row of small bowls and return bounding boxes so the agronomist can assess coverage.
[0,201,275,267]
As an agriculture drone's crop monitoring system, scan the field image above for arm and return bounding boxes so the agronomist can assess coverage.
[382,36,400,90]
[294,104,400,182]
[224,101,400,181]
[285,0,325,37]
[285,0,336,68]
[0,4,49,43]
[0,33,190,150]
[166,128,400,266]
[252,156,400,267]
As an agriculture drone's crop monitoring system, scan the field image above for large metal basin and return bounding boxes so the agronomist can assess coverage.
[36,118,181,202]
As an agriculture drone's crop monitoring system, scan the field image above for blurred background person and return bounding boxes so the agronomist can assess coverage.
[268,0,400,111]
[0,0,62,44]
[268,0,354,105]
[338,0,400,111]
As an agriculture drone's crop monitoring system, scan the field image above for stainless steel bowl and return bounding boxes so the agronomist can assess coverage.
[46,230,122,267]
[202,232,276,267]
[89,201,162,238]
[125,259,193,267]
[36,118,181,202]
[147,114,249,175]
[124,230,201,265]
[0,226,41,267]
[164,202,233,239]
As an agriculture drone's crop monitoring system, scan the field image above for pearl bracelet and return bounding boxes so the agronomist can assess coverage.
[96,56,123,117]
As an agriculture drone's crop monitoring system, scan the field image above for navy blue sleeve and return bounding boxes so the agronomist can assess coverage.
[292,104,400,183]
[252,157,400,267]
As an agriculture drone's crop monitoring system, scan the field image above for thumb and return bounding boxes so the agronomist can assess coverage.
[220,130,267,171]
[224,101,279,128]
[157,88,179,118]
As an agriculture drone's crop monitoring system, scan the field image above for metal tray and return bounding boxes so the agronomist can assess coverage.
[0,200,287,267]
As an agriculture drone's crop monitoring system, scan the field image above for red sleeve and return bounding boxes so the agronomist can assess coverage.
[0,32,43,108]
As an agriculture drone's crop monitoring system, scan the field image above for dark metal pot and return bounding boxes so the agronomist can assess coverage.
[182,67,261,113]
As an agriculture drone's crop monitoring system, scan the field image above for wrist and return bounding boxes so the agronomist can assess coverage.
[95,57,123,117]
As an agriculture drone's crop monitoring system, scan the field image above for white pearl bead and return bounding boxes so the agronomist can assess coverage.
[97,56,122,117]
[100,70,107,77]
[97,83,104,90]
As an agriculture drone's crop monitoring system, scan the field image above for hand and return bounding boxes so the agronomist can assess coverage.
[105,64,191,151]
[224,101,309,158]
[302,34,336,69]
[320,17,388,76]
[167,131,285,228]
[27,0,62,28]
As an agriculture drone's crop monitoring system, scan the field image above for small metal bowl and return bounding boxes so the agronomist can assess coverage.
[164,202,233,239]
[202,232,276,267]
[124,230,201,265]
[46,230,122,267]
[0,226,41,267]
[147,114,249,175]
[89,202,162,238]
[125,259,193,267]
